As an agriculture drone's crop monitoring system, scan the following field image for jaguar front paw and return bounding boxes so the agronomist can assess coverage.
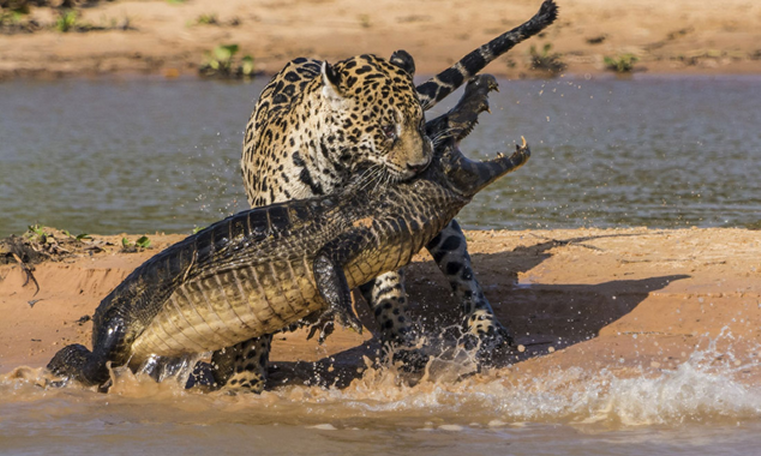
[462,314,515,362]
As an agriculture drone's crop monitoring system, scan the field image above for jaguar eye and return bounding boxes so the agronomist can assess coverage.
[382,125,397,141]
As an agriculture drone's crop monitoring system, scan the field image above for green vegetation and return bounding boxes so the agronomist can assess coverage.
[54,9,128,33]
[239,55,255,77]
[203,44,238,74]
[26,225,88,243]
[54,9,78,32]
[0,9,23,25]
[121,235,151,252]
[189,13,240,27]
[60,229,92,242]
[25,224,46,242]
[195,13,218,25]
[2,1,134,34]
[199,44,257,80]
[358,14,371,29]
[529,43,566,76]
[0,1,30,14]
[13,224,97,264]
[603,53,639,73]
[1,0,112,7]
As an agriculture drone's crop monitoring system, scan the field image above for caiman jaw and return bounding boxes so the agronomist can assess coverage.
[445,136,531,197]
[450,74,500,144]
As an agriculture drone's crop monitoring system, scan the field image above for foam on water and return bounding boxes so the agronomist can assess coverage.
[2,333,759,430]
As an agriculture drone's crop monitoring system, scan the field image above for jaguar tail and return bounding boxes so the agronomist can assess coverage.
[416,0,558,110]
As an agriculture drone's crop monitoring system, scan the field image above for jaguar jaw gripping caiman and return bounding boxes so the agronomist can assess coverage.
[47,75,531,391]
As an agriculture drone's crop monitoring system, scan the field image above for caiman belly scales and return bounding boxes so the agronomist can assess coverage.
[131,183,458,360]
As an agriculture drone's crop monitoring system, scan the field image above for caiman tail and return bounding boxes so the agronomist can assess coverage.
[416,0,558,110]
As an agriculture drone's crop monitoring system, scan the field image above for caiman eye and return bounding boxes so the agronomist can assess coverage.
[381,125,397,141]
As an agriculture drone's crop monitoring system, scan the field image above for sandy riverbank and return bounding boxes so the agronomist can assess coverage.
[1,0,761,80]
[2,227,759,388]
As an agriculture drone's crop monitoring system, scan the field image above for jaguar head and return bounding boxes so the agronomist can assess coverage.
[320,52,432,181]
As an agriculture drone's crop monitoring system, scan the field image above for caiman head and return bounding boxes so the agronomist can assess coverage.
[440,136,530,197]
[424,74,531,198]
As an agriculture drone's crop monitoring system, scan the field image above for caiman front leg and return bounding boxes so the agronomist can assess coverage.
[312,233,367,335]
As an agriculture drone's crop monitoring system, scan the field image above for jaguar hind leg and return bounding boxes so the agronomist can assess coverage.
[423,76,513,357]
[210,335,272,393]
[359,270,432,371]
[359,270,416,346]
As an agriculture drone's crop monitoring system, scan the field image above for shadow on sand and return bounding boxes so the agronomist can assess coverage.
[266,233,689,389]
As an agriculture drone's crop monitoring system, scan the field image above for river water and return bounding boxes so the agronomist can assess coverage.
[1,75,760,237]
[1,75,761,454]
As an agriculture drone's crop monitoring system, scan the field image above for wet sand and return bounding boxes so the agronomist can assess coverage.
[2,227,760,388]
[2,0,761,80]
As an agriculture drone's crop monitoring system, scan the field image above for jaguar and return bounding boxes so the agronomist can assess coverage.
[213,0,558,392]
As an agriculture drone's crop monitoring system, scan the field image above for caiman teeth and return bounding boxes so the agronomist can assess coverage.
[457,118,480,143]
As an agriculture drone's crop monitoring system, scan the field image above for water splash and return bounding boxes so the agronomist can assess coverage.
[2,332,760,429]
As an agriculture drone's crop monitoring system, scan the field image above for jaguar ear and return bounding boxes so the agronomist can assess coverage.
[321,61,343,101]
[390,50,416,76]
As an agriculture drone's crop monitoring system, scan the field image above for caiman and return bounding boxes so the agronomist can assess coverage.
[47,75,531,391]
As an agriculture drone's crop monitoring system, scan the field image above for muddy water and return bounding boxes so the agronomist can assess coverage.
[1,75,761,237]
[2,337,761,455]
